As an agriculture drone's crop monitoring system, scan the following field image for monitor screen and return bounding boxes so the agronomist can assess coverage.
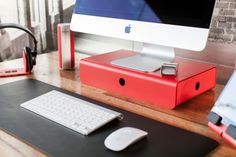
[74,0,215,28]
[71,0,216,51]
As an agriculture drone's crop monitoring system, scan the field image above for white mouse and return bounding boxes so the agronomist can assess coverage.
[104,127,148,151]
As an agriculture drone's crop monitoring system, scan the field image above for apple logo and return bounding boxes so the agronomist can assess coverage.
[125,24,131,34]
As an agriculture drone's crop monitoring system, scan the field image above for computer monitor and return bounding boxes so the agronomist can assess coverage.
[71,0,216,72]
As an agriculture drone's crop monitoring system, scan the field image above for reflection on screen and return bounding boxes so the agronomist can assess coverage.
[74,0,215,28]
[75,0,161,23]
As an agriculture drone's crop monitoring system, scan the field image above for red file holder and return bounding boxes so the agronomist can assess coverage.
[80,50,216,109]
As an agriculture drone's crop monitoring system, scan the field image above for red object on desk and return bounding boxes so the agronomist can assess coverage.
[0,51,31,77]
[208,122,236,148]
[57,24,75,70]
[80,50,216,109]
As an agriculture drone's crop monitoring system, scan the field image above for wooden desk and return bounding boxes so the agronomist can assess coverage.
[0,129,49,157]
[0,52,235,157]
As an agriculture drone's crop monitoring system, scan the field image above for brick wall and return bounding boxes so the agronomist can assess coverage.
[209,0,236,43]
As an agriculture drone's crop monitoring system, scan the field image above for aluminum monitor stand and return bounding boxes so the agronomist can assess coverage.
[111,43,175,72]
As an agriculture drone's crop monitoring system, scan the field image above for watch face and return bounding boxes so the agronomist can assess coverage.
[212,71,236,127]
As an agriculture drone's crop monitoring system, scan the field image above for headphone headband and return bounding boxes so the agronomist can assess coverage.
[0,23,38,54]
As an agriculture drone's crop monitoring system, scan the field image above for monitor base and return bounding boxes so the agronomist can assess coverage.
[111,44,175,72]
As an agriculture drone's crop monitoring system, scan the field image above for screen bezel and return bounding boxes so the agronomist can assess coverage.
[71,14,210,51]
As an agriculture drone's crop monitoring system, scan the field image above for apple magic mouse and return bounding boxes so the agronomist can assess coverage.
[104,127,148,151]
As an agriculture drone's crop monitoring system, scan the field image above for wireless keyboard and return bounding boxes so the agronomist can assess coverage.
[20,90,123,135]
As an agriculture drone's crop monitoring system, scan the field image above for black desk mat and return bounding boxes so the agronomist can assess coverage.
[0,79,218,157]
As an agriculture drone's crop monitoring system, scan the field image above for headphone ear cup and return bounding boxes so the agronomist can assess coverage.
[23,47,33,71]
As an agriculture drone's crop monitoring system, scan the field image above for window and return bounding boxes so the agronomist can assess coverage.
[0,0,26,38]
[63,0,75,10]
[48,0,60,15]
[29,0,47,50]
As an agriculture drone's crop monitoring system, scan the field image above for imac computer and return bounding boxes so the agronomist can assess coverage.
[71,0,216,72]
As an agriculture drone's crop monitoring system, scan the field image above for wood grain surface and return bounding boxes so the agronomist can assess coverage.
[0,129,49,157]
[0,51,235,157]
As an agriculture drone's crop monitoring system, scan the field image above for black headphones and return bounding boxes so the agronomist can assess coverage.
[0,23,38,72]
